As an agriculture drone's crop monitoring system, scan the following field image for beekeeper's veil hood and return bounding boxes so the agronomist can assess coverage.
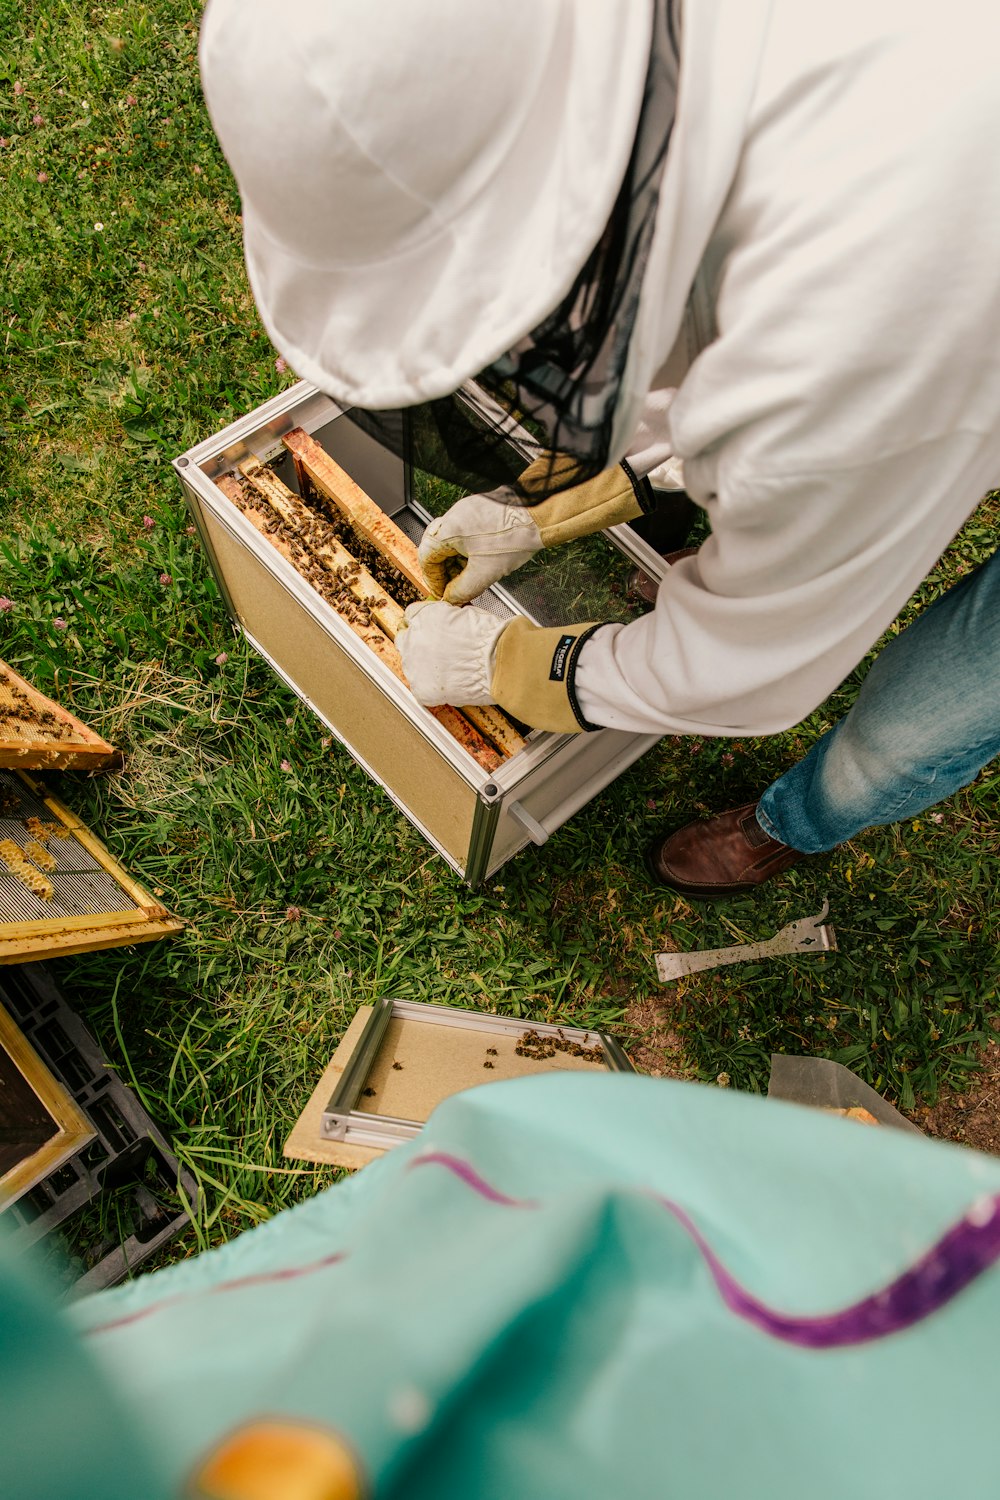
[200,0,680,497]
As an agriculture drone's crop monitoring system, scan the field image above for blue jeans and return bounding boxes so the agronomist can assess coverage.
[756,548,1000,853]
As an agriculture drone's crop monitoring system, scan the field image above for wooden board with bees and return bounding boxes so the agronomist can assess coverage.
[285,999,633,1171]
[0,660,119,771]
[212,427,527,775]
[0,769,182,963]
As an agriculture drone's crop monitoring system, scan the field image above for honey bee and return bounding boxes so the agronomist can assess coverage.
[392,1061,404,1071]
[483,1061,494,1070]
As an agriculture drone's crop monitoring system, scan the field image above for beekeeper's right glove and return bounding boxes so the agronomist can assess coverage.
[398,601,604,734]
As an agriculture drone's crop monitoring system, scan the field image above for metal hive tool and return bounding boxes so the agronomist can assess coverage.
[655,901,838,983]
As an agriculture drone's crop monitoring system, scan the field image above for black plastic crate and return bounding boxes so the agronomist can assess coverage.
[0,962,197,1293]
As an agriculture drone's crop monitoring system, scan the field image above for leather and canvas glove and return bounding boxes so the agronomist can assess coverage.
[419,492,543,605]
[397,601,509,705]
[418,461,650,605]
[398,602,604,735]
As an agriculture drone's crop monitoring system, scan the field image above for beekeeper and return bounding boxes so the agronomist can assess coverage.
[200,0,1000,899]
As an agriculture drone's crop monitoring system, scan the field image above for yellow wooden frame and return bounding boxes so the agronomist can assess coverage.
[0,770,183,963]
[0,1002,96,1208]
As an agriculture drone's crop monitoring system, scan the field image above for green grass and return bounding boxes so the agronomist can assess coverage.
[3,2,999,1272]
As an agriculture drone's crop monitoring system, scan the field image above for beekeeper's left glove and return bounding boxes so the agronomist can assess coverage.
[398,602,604,734]
[419,492,542,606]
[418,461,658,606]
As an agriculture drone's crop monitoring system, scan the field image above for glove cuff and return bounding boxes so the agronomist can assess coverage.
[524,462,650,549]
[491,619,605,734]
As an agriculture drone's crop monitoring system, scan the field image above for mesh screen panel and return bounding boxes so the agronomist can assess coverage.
[0,773,140,926]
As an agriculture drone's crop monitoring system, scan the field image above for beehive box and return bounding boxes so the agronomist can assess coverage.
[174,381,666,884]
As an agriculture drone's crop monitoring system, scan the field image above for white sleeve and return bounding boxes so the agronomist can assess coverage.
[621,387,681,485]
[574,434,995,736]
[575,11,1000,737]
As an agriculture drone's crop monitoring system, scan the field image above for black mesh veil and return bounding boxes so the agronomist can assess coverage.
[345,1,681,504]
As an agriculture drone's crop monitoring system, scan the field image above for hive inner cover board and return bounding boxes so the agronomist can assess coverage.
[0,771,148,936]
[357,1016,605,1120]
[317,999,633,1153]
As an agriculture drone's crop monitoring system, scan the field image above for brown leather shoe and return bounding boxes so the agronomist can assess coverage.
[627,547,699,606]
[645,801,806,899]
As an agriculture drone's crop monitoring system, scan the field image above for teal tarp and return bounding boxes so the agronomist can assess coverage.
[6,1074,1000,1497]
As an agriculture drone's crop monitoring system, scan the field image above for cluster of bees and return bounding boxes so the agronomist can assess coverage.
[515,1028,604,1063]
[308,488,421,606]
[481,1032,605,1068]
[0,669,72,741]
[235,473,419,633]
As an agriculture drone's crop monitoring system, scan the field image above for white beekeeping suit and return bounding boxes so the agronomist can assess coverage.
[201,0,1000,738]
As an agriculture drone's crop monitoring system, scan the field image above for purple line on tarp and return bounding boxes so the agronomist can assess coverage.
[407,1151,540,1208]
[85,1250,349,1338]
[410,1152,1000,1349]
[655,1192,1000,1348]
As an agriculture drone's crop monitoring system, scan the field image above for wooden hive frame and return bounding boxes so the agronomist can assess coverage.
[0,1001,96,1208]
[0,769,182,963]
[0,659,118,771]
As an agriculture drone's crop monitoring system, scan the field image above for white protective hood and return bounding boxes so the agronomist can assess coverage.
[199,0,654,412]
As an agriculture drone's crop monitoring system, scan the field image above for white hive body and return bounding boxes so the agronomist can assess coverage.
[175,381,667,884]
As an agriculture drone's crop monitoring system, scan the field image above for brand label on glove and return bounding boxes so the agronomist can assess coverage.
[549,634,576,683]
